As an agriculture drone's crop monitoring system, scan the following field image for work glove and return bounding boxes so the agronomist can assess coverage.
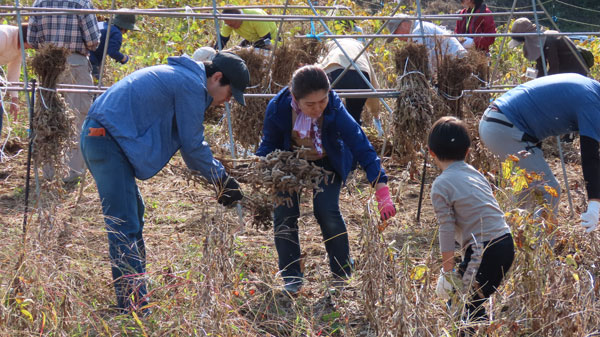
[375,185,396,221]
[581,200,600,233]
[435,269,461,299]
[216,176,243,207]
[119,54,129,64]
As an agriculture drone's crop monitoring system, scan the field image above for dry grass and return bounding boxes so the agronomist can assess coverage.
[3,116,600,335]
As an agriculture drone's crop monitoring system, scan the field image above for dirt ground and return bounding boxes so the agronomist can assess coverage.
[0,122,595,335]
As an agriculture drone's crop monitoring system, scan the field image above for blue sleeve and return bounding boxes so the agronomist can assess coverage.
[256,97,285,156]
[106,28,125,62]
[332,94,387,184]
[176,82,226,182]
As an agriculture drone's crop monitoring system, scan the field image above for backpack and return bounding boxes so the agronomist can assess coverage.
[576,45,595,69]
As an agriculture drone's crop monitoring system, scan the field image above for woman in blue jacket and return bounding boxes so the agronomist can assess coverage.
[256,65,396,294]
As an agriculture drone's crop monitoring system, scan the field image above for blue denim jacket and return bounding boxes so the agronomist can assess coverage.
[256,88,387,184]
[87,56,226,181]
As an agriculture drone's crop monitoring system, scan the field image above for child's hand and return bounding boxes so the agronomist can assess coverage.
[375,185,396,221]
[435,269,461,299]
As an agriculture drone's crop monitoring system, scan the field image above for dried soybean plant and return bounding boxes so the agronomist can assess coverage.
[31,45,76,179]
[230,48,271,149]
[239,149,333,209]
[392,43,434,173]
[171,149,332,230]
[435,53,472,118]
[271,39,325,90]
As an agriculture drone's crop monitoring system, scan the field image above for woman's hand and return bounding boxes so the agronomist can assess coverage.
[375,184,396,221]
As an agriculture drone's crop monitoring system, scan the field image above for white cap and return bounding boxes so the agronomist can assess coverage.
[192,46,217,62]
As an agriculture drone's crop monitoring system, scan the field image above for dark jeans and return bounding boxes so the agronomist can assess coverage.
[458,233,515,322]
[274,157,351,285]
[327,68,371,125]
[80,118,147,310]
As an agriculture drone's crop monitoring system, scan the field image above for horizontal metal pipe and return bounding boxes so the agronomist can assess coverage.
[0,6,543,20]
[297,31,600,38]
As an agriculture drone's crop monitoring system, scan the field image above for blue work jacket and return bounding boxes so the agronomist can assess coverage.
[256,88,387,184]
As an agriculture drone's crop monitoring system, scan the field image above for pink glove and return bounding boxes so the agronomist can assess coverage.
[375,186,396,221]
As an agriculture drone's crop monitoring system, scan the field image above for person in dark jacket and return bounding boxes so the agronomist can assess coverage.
[455,0,496,53]
[256,65,396,295]
[89,12,139,80]
[508,17,588,77]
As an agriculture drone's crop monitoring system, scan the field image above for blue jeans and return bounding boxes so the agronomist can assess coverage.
[80,118,147,310]
[274,157,351,285]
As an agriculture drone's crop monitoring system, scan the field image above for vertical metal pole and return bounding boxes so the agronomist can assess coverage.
[306,0,395,155]
[23,80,36,242]
[97,0,116,87]
[489,0,518,86]
[212,0,244,226]
[532,0,573,217]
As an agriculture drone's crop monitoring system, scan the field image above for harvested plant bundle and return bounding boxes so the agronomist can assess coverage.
[436,54,472,118]
[392,43,433,172]
[271,39,325,90]
[237,149,333,208]
[462,49,491,116]
[31,45,76,177]
[230,48,270,149]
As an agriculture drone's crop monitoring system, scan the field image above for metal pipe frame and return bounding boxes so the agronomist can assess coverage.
[0,6,544,20]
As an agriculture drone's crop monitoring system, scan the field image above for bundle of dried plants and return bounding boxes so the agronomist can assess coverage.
[230,48,271,149]
[392,43,434,175]
[30,45,76,180]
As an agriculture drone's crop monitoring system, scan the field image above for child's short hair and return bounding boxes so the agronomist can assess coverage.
[428,116,471,161]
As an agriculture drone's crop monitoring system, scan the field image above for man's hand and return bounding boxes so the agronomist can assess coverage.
[217,176,243,207]
[581,200,600,233]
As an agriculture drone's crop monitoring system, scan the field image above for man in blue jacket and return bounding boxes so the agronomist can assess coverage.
[89,13,139,80]
[81,52,249,312]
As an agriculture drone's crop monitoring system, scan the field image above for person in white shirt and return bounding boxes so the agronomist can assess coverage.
[386,14,467,72]
[0,24,31,122]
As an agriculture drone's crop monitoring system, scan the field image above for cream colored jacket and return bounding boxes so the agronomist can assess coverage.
[317,39,380,118]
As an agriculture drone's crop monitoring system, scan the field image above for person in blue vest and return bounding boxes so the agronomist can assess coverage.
[256,65,396,295]
[89,12,139,80]
[81,52,249,312]
[479,73,600,231]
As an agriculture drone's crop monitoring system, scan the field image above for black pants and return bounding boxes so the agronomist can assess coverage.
[327,69,370,125]
[458,233,514,322]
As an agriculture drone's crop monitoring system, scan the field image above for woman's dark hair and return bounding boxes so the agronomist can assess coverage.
[203,61,231,86]
[289,65,330,100]
[17,23,28,48]
[474,0,484,9]
[427,116,471,161]
[222,8,242,15]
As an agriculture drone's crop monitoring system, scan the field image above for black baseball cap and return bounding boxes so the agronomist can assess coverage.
[212,52,250,106]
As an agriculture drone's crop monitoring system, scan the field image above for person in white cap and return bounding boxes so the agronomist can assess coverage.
[508,17,588,78]
[192,46,217,62]
[386,14,467,72]
[0,24,32,125]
